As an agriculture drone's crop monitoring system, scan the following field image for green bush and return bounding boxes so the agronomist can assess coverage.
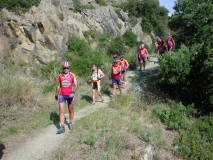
[0,0,41,14]
[123,30,138,47]
[154,101,192,130]
[175,115,213,159]
[96,0,107,6]
[107,36,126,54]
[157,45,192,102]
[40,60,60,79]
[64,37,105,77]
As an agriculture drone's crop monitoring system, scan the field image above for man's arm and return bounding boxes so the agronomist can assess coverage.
[73,75,78,93]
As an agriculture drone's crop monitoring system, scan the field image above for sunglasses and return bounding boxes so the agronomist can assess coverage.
[63,67,70,69]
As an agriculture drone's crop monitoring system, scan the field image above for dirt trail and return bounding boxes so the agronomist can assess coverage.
[1,56,158,160]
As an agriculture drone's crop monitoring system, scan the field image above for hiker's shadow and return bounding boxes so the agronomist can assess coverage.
[50,111,69,129]
[0,143,5,159]
[81,95,92,102]
[50,111,60,129]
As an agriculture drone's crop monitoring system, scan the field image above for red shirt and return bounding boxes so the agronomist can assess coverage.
[58,72,76,95]
[118,59,129,71]
[111,65,121,79]
[158,45,166,54]
[139,48,148,58]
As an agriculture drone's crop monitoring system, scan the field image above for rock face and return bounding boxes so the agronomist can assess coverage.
[0,0,152,65]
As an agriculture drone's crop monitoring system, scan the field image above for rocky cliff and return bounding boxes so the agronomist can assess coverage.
[0,0,152,66]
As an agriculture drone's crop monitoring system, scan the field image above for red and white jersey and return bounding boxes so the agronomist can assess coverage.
[139,48,148,58]
[118,59,129,71]
[58,72,76,95]
[111,65,121,79]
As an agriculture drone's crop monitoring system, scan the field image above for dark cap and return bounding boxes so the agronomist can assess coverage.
[113,59,118,63]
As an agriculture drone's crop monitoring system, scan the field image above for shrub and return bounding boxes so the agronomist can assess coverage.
[65,37,105,77]
[154,101,193,130]
[122,30,138,47]
[175,115,213,159]
[0,0,41,14]
[96,0,107,6]
[107,36,126,54]
[157,45,192,102]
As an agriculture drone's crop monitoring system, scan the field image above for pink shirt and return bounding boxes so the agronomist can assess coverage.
[111,65,121,79]
[118,59,129,71]
[58,72,76,95]
[139,48,148,58]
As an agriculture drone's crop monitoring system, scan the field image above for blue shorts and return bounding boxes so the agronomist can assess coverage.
[139,57,146,62]
[59,95,75,105]
[168,46,173,51]
[121,70,126,76]
[112,78,121,85]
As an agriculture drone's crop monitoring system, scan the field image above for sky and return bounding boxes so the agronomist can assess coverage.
[159,0,175,16]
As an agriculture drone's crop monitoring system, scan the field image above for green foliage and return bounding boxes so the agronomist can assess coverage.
[129,16,138,27]
[108,36,126,54]
[141,17,153,33]
[169,0,213,46]
[73,0,95,12]
[0,0,41,14]
[86,133,100,146]
[65,37,105,77]
[43,83,56,93]
[175,115,213,159]
[158,36,213,112]
[119,0,168,35]
[154,101,192,130]
[117,23,122,29]
[157,45,192,102]
[96,0,107,6]
[57,13,64,21]
[122,30,138,47]
[40,60,60,79]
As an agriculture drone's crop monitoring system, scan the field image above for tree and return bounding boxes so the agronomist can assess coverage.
[168,0,213,46]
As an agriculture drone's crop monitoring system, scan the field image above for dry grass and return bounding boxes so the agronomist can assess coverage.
[49,87,177,160]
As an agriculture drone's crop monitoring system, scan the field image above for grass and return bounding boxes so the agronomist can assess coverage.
[50,86,168,159]
[0,61,177,159]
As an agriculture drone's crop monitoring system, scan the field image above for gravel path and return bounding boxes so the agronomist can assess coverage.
[1,56,158,160]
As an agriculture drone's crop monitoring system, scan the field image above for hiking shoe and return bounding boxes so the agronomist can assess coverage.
[92,102,95,105]
[68,122,73,130]
[57,126,65,134]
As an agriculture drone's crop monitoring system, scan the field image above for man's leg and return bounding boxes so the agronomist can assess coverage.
[113,84,117,97]
[68,104,74,123]
[59,103,65,126]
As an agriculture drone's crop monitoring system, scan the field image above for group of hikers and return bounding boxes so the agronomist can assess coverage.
[155,33,175,56]
[54,54,130,133]
[54,33,175,134]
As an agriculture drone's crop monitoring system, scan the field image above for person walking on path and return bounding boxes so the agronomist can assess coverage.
[111,59,122,98]
[138,44,149,71]
[55,61,78,134]
[90,64,105,105]
[158,41,167,56]
[118,54,129,87]
[166,33,175,52]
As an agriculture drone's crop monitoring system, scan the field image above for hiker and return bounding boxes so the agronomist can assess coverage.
[55,61,78,133]
[111,59,122,97]
[158,41,167,56]
[118,54,129,87]
[113,53,118,60]
[155,36,163,54]
[138,44,149,71]
[166,33,175,52]
[90,64,105,105]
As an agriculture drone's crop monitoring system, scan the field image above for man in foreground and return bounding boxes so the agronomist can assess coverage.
[55,61,78,134]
